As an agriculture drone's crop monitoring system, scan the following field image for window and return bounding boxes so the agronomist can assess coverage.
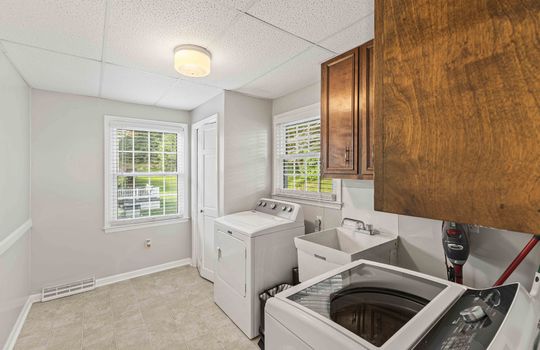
[104,116,187,231]
[273,104,341,207]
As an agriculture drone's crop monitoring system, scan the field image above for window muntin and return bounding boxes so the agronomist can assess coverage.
[275,117,334,201]
[106,117,186,228]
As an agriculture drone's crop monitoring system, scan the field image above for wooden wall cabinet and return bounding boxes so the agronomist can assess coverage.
[374,0,540,233]
[321,40,374,179]
[360,41,375,176]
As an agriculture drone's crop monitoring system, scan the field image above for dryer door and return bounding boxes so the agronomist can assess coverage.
[216,229,246,297]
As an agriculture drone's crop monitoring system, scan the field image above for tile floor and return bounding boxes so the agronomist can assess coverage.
[15,266,260,350]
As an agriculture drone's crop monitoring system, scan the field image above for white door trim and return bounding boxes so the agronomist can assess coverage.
[191,114,218,272]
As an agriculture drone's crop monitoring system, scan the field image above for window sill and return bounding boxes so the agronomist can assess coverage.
[104,217,190,233]
[272,194,343,210]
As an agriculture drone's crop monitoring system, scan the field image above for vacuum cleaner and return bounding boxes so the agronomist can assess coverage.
[442,221,470,284]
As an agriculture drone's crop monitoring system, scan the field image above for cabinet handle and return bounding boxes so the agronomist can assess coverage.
[345,146,350,162]
[217,247,222,259]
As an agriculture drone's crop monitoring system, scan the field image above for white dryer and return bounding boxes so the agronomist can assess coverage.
[266,260,540,350]
[213,198,304,339]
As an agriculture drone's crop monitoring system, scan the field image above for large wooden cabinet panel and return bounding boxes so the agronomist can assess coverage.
[321,40,374,179]
[374,0,540,233]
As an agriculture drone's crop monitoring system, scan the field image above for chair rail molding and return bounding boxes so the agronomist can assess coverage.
[0,219,32,256]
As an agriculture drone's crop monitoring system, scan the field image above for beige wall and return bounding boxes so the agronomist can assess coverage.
[272,82,320,117]
[222,91,272,214]
[190,91,273,216]
[0,50,31,347]
[0,54,30,240]
[190,92,224,125]
[272,83,540,289]
[30,90,191,292]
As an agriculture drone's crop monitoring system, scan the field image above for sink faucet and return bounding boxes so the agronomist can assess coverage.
[341,217,377,235]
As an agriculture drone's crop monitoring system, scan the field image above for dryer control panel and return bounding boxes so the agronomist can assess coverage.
[254,198,302,222]
[414,284,518,350]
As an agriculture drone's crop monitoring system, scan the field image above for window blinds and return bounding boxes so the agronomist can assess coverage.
[108,123,185,225]
[275,117,334,200]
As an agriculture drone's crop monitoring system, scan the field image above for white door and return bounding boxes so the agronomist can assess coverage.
[197,122,218,281]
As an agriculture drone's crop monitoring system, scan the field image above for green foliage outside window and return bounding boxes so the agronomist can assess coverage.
[115,129,179,220]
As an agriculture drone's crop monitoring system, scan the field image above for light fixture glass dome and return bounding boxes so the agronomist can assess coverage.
[173,45,212,77]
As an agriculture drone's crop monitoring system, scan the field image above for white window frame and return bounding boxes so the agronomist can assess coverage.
[272,103,342,209]
[103,115,189,233]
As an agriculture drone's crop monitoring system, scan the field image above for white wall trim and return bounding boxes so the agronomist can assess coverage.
[103,217,189,233]
[0,219,32,256]
[272,194,343,210]
[191,114,218,130]
[2,294,39,350]
[95,258,192,287]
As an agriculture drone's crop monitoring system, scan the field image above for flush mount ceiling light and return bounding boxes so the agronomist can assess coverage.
[173,45,212,77]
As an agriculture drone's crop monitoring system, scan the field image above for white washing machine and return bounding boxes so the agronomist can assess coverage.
[266,260,540,350]
[213,198,304,339]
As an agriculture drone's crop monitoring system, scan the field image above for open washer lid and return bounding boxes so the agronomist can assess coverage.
[215,210,303,237]
[273,260,466,350]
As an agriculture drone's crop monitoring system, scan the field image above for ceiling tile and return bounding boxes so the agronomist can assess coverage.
[247,0,373,43]
[101,64,178,106]
[319,14,374,54]
[193,14,310,90]
[156,80,223,111]
[0,0,105,59]
[211,0,258,11]
[2,42,101,97]
[236,46,332,99]
[104,0,239,78]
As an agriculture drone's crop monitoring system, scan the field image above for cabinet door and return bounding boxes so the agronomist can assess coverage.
[374,0,540,233]
[321,48,359,177]
[360,40,374,178]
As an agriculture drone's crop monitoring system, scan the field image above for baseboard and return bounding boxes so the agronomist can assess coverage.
[95,258,192,287]
[2,293,39,350]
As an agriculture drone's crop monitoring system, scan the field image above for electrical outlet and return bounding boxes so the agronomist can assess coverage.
[145,239,151,248]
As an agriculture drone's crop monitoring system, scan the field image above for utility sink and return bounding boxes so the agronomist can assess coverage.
[295,227,398,282]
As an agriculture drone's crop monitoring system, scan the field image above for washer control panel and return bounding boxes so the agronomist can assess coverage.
[255,199,298,220]
[414,284,518,350]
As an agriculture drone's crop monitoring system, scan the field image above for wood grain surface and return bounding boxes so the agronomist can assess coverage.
[374,0,540,233]
[321,48,360,177]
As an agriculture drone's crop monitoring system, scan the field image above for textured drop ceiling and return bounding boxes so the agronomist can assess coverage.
[0,0,373,110]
